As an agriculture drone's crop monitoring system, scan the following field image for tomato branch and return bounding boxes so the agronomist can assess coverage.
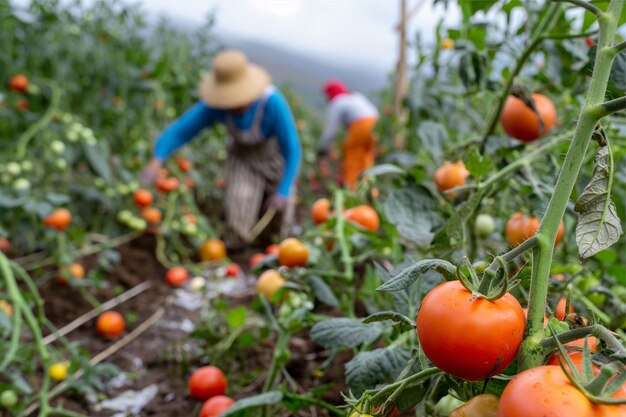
[367,367,441,404]
[520,0,625,371]
[15,82,61,159]
[615,40,626,53]
[542,29,599,40]
[540,325,626,356]
[554,0,602,16]
[478,3,562,153]
[594,96,626,119]
[484,237,537,275]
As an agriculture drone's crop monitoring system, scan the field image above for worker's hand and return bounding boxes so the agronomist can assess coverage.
[140,158,163,184]
[267,194,288,212]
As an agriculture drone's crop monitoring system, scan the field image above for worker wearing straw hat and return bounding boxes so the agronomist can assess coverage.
[141,50,301,247]
[318,80,379,189]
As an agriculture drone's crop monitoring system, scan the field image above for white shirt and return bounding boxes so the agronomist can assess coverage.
[320,93,379,150]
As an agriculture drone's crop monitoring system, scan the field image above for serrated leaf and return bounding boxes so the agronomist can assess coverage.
[464,146,495,178]
[83,142,112,182]
[362,164,407,178]
[384,185,441,247]
[363,311,415,333]
[377,259,455,292]
[307,275,339,307]
[345,348,411,396]
[417,121,446,164]
[220,391,283,416]
[310,318,382,349]
[575,146,624,260]
[432,189,486,251]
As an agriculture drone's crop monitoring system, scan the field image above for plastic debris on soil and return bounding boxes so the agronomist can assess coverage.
[100,384,158,417]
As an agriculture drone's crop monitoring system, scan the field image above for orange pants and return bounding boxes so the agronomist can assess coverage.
[342,117,377,189]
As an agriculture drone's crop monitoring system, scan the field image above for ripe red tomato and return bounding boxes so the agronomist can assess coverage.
[345,205,380,232]
[199,395,235,417]
[0,238,11,253]
[165,267,188,287]
[176,156,192,172]
[555,297,574,320]
[265,243,280,256]
[498,366,593,417]
[43,208,72,231]
[505,212,564,247]
[450,394,499,417]
[188,366,227,401]
[249,253,265,268]
[278,238,308,267]
[156,176,179,193]
[96,311,125,338]
[225,263,241,278]
[142,207,162,224]
[311,198,331,225]
[9,74,28,93]
[417,280,525,381]
[133,188,153,208]
[500,94,556,142]
[434,161,469,192]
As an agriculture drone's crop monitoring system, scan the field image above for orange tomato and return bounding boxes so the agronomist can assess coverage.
[278,238,308,267]
[9,74,28,93]
[199,395,235,417]
[500,94,556,142]
[58,263,85,285]
[96,311,125,338]
[142,207,162,224]
[43,208,72,231]
[555,297,574,320]
[265,244,280,256]
[199,239,226,262]
[165,266,188,287]
[311,198,331,225]
[345,205,380,232]
[0,300,13,317]
[505,212,565,247]
[256,269,286,299]
[133,188,153,208]
[249,253,266,268]
[441,38,454,49]
[434,161,469,192]
[156,177,179,193]
[176,156,192,172]
[184,214,197,225]
[0,238,11,253]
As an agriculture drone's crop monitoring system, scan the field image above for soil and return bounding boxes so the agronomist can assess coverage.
[31,235,356,417]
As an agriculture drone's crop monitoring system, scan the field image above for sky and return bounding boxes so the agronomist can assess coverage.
[134,0,463,73]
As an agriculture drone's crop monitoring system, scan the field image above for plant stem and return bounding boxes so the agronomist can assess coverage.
[594,96,626,118]
[543,29,598,40]
[520,0,625,370]
[554,0,602,15]
[15,83,61,159]
[615,40,626,52]
[368,367,441,403]
[540,324,626,355]
[479,3,562,153]
[485,237,538,275]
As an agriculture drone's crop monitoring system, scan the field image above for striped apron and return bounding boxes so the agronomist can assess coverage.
[224,87,290,246]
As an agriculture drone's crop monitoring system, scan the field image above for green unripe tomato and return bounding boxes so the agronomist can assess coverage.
[474,214,495,238]
[61,113,73,124]
[21,160,33,172]
[0,390,18,407]
[66,130,79,142]
[50,140,65,154]
[434,394,465,416]
[117,210,133,223]
[6,162,21,176]
[181,223,198,236]
[55,159,67,171]
[129,218,147,231]
[12,178,30,191]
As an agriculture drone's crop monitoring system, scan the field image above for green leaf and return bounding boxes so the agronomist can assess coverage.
[45,192,71,205]
[459,0,497,20]
[225,305,246,329]
[377,259,456,292]
[417,121,446,164]
[83,142,112,182]
[574,146,624,260]
[306,275,339,307]
[310,318,382,349]
[0,196,27,208]
[345,348,411,396]
[220,391,283,416]
[593,249,617,263]
[362,311,415,333]
[384,185,441,247]
[609,50,626,90]
[463,146,495,178]
[432,189,486,252]
[362,164,407,178]
[23,200,53,218]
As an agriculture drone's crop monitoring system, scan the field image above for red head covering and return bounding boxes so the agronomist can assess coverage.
[323,80,350,100]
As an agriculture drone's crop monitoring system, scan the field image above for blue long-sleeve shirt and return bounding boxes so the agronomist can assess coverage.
[154,90,301,197]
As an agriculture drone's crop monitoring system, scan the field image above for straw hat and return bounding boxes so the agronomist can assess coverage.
[198,50,271,109]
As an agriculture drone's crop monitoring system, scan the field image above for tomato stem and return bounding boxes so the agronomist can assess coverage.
[540,324,626,356]
[520,0,625,371]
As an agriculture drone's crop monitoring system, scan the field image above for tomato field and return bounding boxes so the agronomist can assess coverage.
[1,0,626,416]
